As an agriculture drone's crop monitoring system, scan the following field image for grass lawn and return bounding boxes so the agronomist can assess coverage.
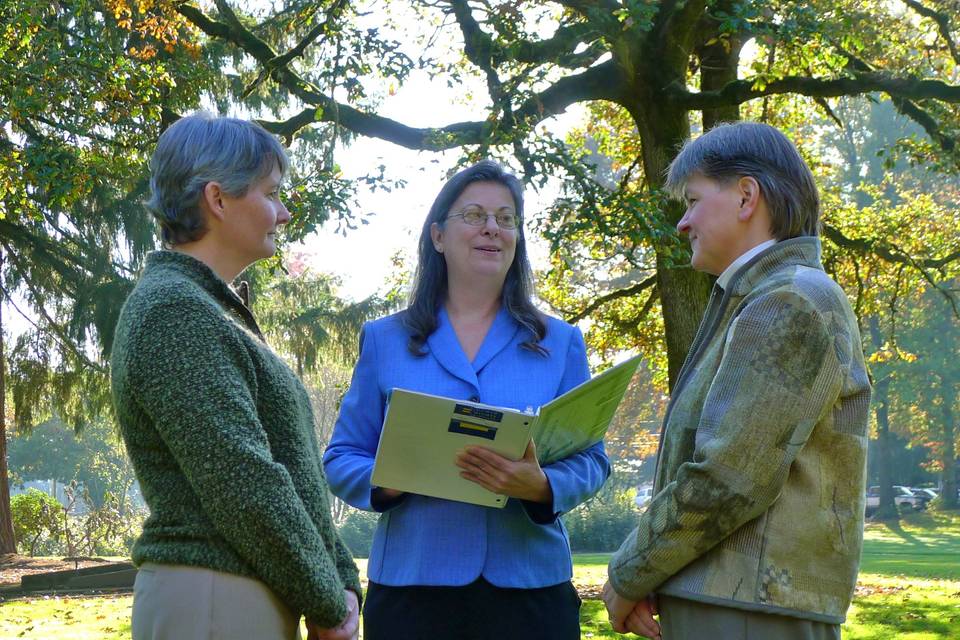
[3,511,958,639]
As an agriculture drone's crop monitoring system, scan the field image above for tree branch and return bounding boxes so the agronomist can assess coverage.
[668,72,960,109]
[0,243,108,375]
[506,23,605,69]
[271,0,349,69]
[903,0,960,66]
[181,1,622,149]
[448,0,506,106]
[840,49,956,151]
[565,274,657,324]
[257,107,321,144]
[821,222,960,270]
[554,0,620,19]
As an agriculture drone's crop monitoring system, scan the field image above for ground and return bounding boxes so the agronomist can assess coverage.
[2,511,959,639]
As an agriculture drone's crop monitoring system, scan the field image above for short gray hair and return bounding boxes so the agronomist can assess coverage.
[665,122,820,239]
[146,113,289,245]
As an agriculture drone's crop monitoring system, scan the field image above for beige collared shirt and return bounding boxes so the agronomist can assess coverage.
[717,239,777,289]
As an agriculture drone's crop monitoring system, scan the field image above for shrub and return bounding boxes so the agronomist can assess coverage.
[11,489,62,556]
[337,508,379,557]
[11,484,146,558]
[562,494,642,552]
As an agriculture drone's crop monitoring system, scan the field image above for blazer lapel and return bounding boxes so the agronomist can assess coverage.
[426,306,479,388]
[471,306,521,374]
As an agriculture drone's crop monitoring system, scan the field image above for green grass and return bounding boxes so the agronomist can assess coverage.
[0,594,132,639]
[3,512,959,639]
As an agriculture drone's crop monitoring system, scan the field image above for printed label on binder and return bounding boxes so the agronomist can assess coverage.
[448,419,498,440]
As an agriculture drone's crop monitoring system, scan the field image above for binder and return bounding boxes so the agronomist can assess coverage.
[371,355,642,507]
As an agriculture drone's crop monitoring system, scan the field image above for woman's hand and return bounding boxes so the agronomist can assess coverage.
[602,581,660,639]
[307,589,360,640]
[456,440,552,503]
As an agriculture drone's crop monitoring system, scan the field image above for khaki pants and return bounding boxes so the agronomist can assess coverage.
[132,563,301,640]
[659,595,841,640]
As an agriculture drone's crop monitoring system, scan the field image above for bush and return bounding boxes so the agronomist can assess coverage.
[562,494,641,552]
[332,494,644,557]
[11,484,146,558]
[11,489,63,556]
[337,508,379,557]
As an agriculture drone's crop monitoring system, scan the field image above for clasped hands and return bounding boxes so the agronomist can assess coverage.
[602,581,661,639]
[307,589,360,640]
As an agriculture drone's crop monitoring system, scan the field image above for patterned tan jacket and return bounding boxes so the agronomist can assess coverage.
[609,238,870,623]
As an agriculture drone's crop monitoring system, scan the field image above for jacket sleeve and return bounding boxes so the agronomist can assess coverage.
[332,534,363,604]
[524,326,612,524]
[127,299,349,628]
[323,324,389,512]
[608,289,844,600]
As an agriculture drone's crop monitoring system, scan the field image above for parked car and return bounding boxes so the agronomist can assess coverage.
[865,485,924,512]
[634,485,654,508]
[912,487,938,508]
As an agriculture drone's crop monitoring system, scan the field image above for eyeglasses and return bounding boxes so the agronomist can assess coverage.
[446,206,520,230]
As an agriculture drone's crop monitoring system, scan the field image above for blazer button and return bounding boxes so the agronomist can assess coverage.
[469,395,480,402]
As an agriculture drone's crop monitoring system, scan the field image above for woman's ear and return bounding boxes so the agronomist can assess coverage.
[201,182,226,223]
[736,176,761,221]
[430,222,444,253]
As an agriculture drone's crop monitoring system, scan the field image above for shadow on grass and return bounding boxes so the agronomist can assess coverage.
[883,518,924,546]
[846,594,960,639]
[579,599,620,639]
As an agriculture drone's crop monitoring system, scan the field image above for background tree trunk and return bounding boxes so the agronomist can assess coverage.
[940,377,958,509]
[0,248,17,554]
[869,316,898,519]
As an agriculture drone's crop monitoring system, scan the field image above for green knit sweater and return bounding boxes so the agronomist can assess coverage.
[110,251,360,627]
[609,238,870,623]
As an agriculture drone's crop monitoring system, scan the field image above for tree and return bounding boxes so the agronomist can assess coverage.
[897,284,960,509]
[173,0,960,389]
[1,0,384,549]
[0,0,213,552]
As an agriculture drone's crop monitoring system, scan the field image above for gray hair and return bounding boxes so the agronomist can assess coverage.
[665,122,820,239]
[146,113,289,245]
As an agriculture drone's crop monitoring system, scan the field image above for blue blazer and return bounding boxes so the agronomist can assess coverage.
[323,307,610,588]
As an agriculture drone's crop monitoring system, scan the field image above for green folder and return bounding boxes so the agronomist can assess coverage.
[371,355,642,508]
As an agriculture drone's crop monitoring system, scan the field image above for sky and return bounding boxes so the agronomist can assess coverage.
[292,61,588,302]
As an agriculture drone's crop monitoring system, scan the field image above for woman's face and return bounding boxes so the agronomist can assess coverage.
[430,181,519,288]
[219,164,290,264]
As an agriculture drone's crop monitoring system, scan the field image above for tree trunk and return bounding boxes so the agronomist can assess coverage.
[941,377,958,509]
[697,22,742,131]
[868,316,897,519]
[630,98,713,390]
[0,248,17,554]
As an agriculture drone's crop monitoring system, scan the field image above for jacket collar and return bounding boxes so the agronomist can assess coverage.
[144,250,264,339]
[725,237,823,297]
[426,305,521,389]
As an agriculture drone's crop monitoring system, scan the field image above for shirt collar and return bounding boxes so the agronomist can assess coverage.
[716,239,778,289]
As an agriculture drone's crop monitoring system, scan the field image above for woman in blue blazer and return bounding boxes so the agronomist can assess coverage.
[323,160,610,640]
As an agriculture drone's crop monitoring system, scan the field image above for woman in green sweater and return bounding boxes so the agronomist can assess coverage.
[110,114,361,640]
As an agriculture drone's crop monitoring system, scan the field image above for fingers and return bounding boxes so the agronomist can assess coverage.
[310,590,361,640]
[456,448,507,490]
[625,609,661,639]
[458,446,509,468]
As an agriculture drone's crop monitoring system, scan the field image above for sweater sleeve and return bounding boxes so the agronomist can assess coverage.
[323,324,389,511]
[523,326,611,524]
[127,298,349,627]
[608,289,843,600]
